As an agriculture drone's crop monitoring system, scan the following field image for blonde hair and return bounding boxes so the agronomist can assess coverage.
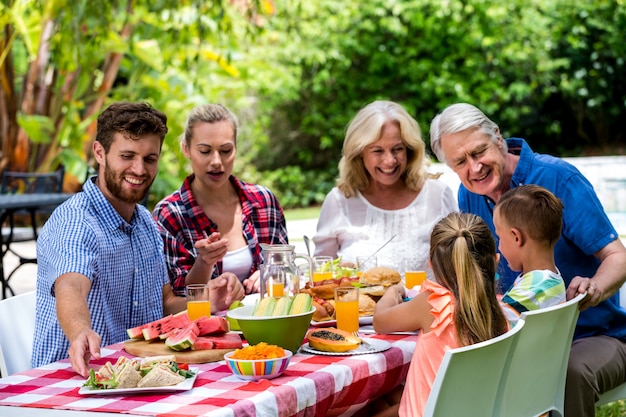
[337,100,433,198]
[495,185,564,247]
[430,212,509,346]
[181,103,238,147]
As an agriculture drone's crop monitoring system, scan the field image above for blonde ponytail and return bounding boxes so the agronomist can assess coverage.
[430,213,508,346]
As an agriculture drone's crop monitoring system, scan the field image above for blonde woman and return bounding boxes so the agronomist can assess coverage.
[153,104,288,299]
[313,100,457,273]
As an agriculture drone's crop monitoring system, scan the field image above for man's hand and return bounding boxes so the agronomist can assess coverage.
[209,273,245,311]
[55,273,99,378]
[566,276,601,311]
[68,329,101,378]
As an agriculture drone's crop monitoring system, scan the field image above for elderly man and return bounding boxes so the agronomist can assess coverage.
[430,103,626,417]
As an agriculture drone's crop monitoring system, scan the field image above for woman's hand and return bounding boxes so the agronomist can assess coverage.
[243,270,261,294]
[194,232,228,268]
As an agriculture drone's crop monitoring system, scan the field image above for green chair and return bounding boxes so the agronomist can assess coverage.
[595,284,626,406]
[422,320,525,417]
[494,292,586,417]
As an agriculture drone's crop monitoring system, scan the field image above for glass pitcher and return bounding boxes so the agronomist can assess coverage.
[259,244,314,298]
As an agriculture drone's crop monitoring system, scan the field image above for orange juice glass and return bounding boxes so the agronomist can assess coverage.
[186,284,211,320]
[334,287,359,333]
[313,256,334,282]
[405,270,427,289]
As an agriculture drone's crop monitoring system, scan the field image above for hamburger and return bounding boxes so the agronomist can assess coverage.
[358,266,402,297]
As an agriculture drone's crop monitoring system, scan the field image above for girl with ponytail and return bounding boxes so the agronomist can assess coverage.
[371,212,508,417]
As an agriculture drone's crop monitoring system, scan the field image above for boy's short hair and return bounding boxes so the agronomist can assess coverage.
[495,185,564,246]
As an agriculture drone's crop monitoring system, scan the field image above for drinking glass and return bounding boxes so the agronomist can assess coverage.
[186,284,211,320]
[334,287,359,333]
[403,260,427,289]
[356,256,377,277]
[313,256,334,282]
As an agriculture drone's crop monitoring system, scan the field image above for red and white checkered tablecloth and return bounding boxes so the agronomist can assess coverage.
[0,333,417,416]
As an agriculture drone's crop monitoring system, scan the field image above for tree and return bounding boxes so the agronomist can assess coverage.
[0,0,268,191]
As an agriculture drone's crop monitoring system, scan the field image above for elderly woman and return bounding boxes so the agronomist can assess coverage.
[313,100,457,273]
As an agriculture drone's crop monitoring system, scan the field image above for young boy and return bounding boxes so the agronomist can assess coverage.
[493,184,567,325]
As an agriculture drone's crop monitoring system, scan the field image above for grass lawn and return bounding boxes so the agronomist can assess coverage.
[597,400,626,416]
[284,206,321,221]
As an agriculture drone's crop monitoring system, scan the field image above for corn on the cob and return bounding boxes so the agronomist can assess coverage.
[272,296,293,316]
[289,293,313,315]
[253,297,277,316]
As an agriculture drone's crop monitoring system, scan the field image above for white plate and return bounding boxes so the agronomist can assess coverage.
[300,338,391,356]
[78,367,199,395]
[311,315,373,327]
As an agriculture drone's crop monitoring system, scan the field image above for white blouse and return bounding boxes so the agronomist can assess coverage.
[312,179,458,278]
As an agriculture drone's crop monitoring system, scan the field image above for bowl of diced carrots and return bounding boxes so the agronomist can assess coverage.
[223,342,293,381]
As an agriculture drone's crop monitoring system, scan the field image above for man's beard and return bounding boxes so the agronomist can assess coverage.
[103,164,152,204]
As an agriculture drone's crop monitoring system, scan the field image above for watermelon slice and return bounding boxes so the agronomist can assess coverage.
[191,337,215,350]
[127,323,147,339]
[195,316,229,336]
[141,312,192,341]
[193,333,243,350]
[165,322,200,351]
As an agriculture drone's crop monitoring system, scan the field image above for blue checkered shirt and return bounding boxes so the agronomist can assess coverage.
[32,178,168,367]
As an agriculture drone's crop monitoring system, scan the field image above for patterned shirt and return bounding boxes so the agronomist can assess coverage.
[500,269,567,326]
[153,174,288,295]
[32,178,169,367]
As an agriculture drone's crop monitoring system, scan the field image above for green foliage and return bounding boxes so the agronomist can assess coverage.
[240,165,336,209]
[4,0,625,210]
[249,0,626,193]
[596,400,626,417]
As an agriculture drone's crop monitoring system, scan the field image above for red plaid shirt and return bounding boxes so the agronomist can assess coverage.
[153,174,288,295]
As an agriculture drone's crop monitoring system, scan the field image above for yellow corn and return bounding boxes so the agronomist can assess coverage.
[253,297,277,317]
[289,293,312,315]
[272,296,293,316]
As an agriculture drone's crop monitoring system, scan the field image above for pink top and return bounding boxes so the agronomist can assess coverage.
[399,279,460,417]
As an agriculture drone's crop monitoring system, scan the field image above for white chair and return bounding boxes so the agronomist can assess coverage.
[0,291,36,377]
[422,320,525,417]
[494,292,586,417]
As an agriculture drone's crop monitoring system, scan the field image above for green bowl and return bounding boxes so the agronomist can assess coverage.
[226,304,314,353]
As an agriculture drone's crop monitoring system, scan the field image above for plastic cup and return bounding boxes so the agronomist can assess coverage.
[334,286,359,333]
[186,284,211,320]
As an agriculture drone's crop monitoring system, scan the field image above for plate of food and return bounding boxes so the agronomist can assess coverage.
[79,355,198,395]
[300,338,391,356]
[303,267,402,324]
[310,315,373,327]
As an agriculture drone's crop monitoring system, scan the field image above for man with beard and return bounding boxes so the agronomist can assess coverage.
[32,102,244,377]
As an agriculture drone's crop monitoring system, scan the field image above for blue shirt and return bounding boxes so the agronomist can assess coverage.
[32,178,169,367]
[459,138,626,341]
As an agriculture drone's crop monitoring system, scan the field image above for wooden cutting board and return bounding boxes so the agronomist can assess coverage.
[124,339,234,363]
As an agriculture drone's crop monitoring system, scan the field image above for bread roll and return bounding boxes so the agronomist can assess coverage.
[358,294,376,316]
[360,267,401,287]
